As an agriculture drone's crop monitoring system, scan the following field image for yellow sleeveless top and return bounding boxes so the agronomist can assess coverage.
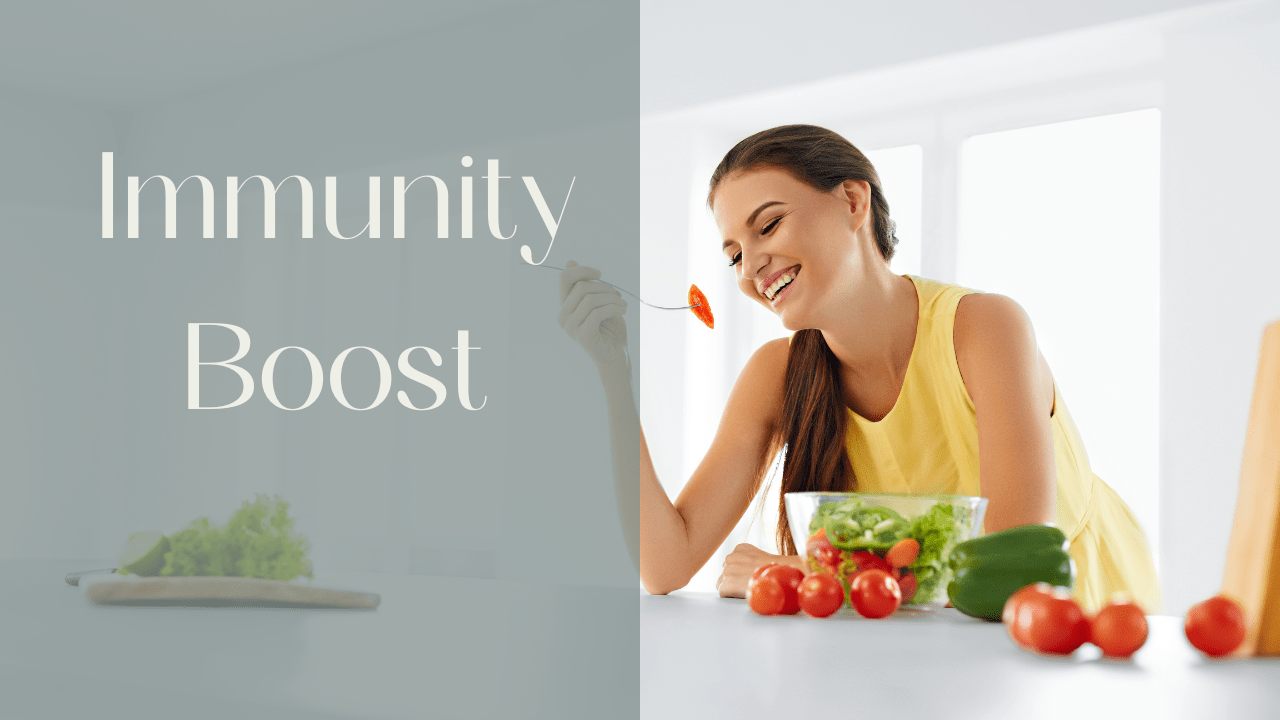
[841,275,1162,613]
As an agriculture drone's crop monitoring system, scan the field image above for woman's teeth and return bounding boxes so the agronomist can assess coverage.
[765,271,797,301]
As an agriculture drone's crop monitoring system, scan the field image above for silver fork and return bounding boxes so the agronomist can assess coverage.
[65,568,118,586]
[534,264,699,310]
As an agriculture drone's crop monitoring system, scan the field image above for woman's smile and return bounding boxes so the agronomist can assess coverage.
[765,266,800,308]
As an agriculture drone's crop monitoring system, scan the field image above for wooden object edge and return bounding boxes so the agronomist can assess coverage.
[1222,320,1280,655]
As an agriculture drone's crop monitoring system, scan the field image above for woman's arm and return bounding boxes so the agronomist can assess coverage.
[953,293,1058,533]
[559,262,790,594]
[598,339,790,594]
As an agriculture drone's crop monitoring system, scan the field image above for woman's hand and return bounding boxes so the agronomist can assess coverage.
[559,260,629,369]
[716,543,806,598]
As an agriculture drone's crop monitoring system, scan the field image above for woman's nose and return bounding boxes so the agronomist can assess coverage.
[742,247,769,280]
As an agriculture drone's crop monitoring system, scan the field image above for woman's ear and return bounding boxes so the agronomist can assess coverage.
[837,179,872,237]
[838,179,871,214]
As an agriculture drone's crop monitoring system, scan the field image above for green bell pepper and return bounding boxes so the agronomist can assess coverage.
[946,524,1075,621]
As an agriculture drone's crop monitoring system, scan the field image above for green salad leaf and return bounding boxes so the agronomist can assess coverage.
[905,502,964,602]
[160,494,312,580]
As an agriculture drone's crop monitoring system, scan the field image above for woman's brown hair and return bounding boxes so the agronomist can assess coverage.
[706,124,899,555]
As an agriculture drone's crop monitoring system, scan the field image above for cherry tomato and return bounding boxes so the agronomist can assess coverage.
[797,573,844,618]
[1003,583,1053,647]
[748,563,781,592]
[811,546,841,573]
[759,565,804,615]
[1090,597,1149,658]
[1019,585,1090,655]
[896,570,918,604]
[1185,595,1247,657]
[849,569,902,619]
[886,538,920,568]
[747,577,786,616]
[851,551,893,575]
[806,530,841,573]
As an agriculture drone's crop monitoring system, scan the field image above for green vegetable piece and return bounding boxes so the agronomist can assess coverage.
[159,494,313,580]
[905,502,965,602]
[812,500,915,551]
[949,523,1067,566]
[945,524,1076,621]
[116,531,170,576]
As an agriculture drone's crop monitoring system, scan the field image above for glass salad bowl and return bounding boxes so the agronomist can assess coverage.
[784,492,988,607]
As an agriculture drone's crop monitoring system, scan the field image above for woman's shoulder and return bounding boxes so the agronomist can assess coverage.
[758,336,792,368]
[953,292,1035,355]
[950,292,1050,410]
[731,337,790,387]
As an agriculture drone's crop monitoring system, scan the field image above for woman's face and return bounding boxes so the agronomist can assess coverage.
[712,166,875,330]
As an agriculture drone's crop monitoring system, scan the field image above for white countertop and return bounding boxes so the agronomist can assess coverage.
[8,559,1279,720]
[641,591,1280,720]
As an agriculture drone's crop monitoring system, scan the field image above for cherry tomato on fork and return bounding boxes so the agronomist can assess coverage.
[688,284,714,329]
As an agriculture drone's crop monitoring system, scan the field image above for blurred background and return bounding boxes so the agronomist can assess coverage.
[638,0,1280,614]
[0,0,640,591]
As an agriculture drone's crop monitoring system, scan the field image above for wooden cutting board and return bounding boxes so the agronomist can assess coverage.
[85,576,380,609]
[1222,320,1280,655]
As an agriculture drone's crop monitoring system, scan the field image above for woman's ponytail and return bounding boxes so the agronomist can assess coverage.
[775,329,853,555]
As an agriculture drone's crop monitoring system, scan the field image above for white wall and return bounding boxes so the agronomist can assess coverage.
[641,0,1233,114]
[1160,1,1280,614]
[640,0,1280,612]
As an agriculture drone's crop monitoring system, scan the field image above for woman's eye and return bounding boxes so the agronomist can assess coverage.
[727,252,742,267]
[762,217,781,234]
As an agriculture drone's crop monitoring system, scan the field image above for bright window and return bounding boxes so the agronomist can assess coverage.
[956,109,1162,563]
[867,145,923,278]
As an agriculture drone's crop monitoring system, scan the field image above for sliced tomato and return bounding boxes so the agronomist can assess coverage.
[886,538,920,568]
[688,284,714,329]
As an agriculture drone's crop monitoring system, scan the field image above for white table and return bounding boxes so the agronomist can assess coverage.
[641,591,1280,719]
[10,559,1280,720]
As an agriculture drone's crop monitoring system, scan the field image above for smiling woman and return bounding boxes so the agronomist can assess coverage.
[559,124,1161,614]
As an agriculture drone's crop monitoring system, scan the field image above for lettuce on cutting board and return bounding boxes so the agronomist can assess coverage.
[117,494,313,581]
